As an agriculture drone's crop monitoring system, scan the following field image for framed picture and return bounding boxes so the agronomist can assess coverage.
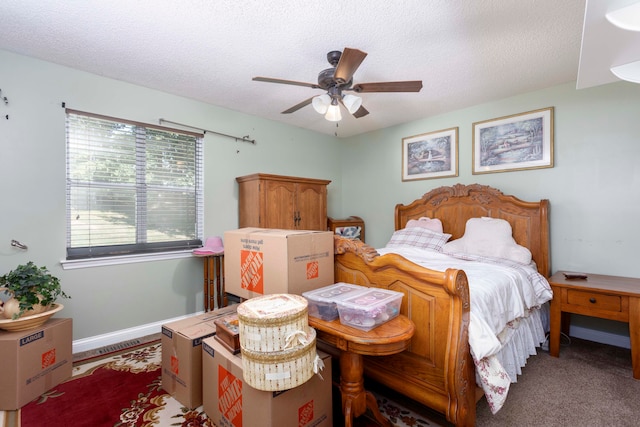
[402,127,458,181]
[472,107,554,174]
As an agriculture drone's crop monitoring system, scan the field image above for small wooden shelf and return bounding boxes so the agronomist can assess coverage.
[328,216,365,243]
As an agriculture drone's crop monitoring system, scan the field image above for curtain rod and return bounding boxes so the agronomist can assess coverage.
[159,118,256,144]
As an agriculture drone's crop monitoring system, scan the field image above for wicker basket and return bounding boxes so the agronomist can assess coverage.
[241,328,317,391]
[237,294,309,353]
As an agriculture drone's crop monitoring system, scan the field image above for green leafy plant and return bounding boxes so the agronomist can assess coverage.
[0,261,70,320]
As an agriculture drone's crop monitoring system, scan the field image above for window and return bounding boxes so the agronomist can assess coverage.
[65,109,203,260]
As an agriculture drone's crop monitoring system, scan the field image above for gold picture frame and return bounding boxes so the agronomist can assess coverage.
[402,127,458,181]
[472,107,554,174]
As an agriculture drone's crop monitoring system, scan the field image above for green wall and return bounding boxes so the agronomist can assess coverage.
[342,81,640,278]
[0,50,341,340]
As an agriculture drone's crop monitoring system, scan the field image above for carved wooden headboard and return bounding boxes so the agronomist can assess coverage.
[394,183,550,277]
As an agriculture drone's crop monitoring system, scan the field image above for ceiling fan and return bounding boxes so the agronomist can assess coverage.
[252,48,423,121]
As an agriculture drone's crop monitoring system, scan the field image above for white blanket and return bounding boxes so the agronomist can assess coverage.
[377,246,553,360]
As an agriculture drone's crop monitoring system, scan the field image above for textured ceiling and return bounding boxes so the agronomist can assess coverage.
[0,1,588,138]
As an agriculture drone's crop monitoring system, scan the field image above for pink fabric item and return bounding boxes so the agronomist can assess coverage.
[406,217,444,233]
[193,236,224,255]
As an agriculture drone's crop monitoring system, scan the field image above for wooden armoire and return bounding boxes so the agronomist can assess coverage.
[236,173,331,231]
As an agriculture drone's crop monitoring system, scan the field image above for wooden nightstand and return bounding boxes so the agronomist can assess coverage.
[548,271,640,379]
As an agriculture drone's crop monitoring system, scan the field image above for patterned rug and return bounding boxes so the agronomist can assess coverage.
[0,341,442,427]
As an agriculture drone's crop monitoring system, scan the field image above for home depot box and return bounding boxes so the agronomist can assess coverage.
[224,228,334,300]
[161,305,237,409]
[0,318,73,410]
[202,337,332,427]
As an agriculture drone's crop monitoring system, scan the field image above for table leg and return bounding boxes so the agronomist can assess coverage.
[339,351,391,427]
[209,256,217,310]
[549,289,561,357]
[365,390,392,427]
[215,255,224,308]
[629,296,640,379]
[203,256,210,312]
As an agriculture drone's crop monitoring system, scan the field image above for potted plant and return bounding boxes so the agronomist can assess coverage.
[0,261,70,320]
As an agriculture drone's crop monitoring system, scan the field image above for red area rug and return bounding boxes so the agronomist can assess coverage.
[18,342,213,427]
[9,341,439,427]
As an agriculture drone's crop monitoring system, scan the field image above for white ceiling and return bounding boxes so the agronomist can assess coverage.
[0,1,601,138]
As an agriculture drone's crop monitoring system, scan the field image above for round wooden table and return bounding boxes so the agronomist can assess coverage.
[309,314,415,427]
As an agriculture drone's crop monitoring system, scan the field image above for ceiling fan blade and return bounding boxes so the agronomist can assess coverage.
[253,76,320,89]
[352,105,369,118]
[281,97,314,114]
[352,81,423,93]
[334,48,367,84]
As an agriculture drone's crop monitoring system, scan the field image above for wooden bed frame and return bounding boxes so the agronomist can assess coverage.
[332,183,550,426]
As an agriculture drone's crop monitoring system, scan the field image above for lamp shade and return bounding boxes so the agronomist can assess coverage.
[606,2,640,32]
[324,104,342,122]
[611,60,640,83]
[312,94,331,114]
[342,94,362,114]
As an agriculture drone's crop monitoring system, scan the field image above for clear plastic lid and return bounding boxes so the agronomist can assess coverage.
[302,282,368,303]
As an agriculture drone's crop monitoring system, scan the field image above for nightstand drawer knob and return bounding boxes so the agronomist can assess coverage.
[589,298,596,303]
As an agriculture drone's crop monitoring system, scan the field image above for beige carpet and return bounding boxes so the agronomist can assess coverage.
[475,337,640,426]
[367,337,640,426]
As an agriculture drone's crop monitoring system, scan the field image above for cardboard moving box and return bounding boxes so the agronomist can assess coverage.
[224,228,334,300]
[161,305,237,409]
[0,318,73,410]
[202,337,332,427]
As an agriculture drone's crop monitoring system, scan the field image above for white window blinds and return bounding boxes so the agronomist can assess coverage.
[65,110,204,259]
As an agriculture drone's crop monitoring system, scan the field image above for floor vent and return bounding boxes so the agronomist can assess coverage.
[96,339,143,354]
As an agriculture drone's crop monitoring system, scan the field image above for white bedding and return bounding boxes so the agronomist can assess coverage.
[377,246,553,413]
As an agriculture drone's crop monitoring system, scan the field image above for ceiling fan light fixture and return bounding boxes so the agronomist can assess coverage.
[312,94,331,114]
[342,94,362,114]
[606,2,640,32]
[325,104,342,122]
[610,60,640,83]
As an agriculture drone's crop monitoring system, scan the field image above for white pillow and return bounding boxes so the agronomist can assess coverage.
[443,217,532,264]
[406,217,444,234]
[386,227,451,252]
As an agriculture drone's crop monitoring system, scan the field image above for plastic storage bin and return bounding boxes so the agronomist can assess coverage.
[302,283,368,321]
[336,288,403,331]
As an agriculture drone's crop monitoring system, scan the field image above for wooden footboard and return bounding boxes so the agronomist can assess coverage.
[333,237,476,427]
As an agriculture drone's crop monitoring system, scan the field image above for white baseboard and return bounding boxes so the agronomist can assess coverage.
[569,325,631,349]
[72,311,203,354]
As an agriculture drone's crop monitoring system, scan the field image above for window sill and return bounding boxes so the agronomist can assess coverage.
[60,250,195,270]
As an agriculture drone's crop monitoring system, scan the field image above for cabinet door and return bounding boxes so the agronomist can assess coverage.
[296,182,327,230]
[264,180,297,228]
